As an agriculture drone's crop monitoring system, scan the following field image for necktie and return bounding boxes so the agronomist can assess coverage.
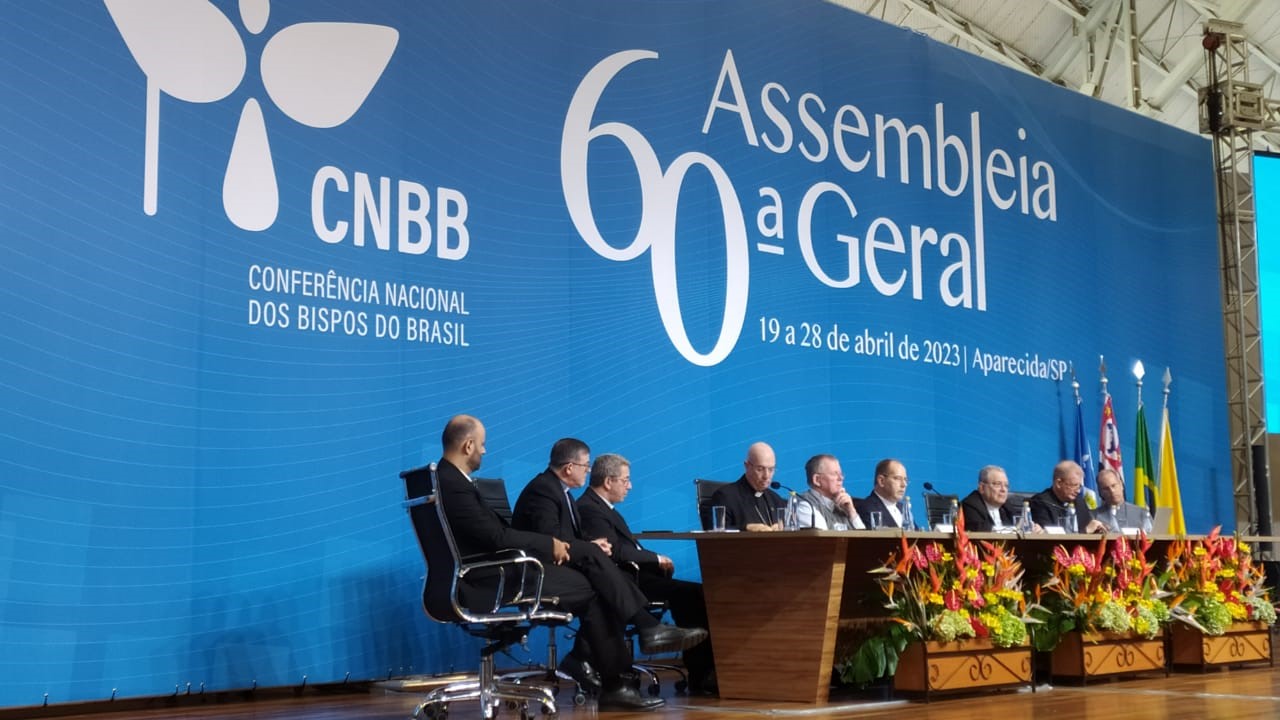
[565,489,579,533]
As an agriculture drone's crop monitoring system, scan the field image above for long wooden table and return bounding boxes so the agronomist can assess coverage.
[638,529,1214,704]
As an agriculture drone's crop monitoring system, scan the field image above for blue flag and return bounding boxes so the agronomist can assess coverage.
[1074,398,1099,508]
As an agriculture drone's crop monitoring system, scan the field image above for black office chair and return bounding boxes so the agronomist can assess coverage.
[1004,491,1035,519]
[402,464,569,720]
[619,564,689,697]
[693,478,730,530]
[924,493,960,529]
[470,477,584,703]
[474,477,514,525]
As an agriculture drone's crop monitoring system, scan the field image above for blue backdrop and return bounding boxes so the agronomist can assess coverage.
[0,0,1226,709]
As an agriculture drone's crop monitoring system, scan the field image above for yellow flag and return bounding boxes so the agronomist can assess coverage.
[1158,407,1186,535]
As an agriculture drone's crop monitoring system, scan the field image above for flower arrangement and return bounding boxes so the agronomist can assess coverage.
[1162,527,1277,635]
[838,515,1030,684]
[875,530,1029,647]
[1029,534,1168,651]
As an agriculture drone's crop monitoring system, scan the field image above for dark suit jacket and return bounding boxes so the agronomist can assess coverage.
[434,458,556,562]
[577,488,662,573]
[1029,487,1094,530]
[708,475,786,530]
[512,469,582,542]
[855,492,901,529]
[960,490,1013,532]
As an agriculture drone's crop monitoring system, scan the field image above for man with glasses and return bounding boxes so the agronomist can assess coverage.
[512,437,708,707]
[960,465,1015,532]
[709,442,787,531]
[795,454,863,529]
[1029,460,1108,533]
[856,458,910,529]
[578,453,718,695]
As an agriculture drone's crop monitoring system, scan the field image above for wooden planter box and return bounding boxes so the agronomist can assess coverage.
[1050,630,1167,682]
[895,637,1032,699]
[1169,621,1274,671]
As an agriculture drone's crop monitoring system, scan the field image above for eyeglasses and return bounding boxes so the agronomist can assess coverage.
[566,461,591,471]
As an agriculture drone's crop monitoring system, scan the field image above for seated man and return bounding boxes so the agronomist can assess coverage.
[1028,460,1108,534]
[855,458,909,529]
[708,442,786,531]
[1096,468,1153,533]
[960,465,1014,532]
[437,417,703,712]
[794,454,863,529]
[578,453,718,696]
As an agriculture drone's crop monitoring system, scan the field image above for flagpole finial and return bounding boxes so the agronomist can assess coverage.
[1163,367,1172,408]
[1100,355,1109,396]
[1134,360,1145,407]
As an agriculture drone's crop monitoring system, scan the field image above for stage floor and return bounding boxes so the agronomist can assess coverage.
[30,664,1280,720]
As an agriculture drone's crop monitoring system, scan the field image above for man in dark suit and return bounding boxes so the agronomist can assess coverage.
[578,453,717,695]
[855,458,909,529]
[510,436,707,702]
[960,465,1015,532]
[434,416,703,712]
[1029,460,1108,534]
[708,442,787,531]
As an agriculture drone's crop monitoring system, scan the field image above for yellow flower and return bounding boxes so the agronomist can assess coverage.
[1218,569,1237,579]
[1068,563,1086,577]
[941,552,954,562]
[1193,546,1207,557]
[1239,541,1252,552]
[1227,602,1248,620]
[928,592,944,605]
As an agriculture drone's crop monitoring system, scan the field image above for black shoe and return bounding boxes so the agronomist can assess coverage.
[638,624,708,655]
[690,669,718,696]
[597,684,665,712]
[557,653,601,694]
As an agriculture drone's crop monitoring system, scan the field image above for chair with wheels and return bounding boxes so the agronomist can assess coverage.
[693,478,730,530]
[624,597,689,697]
[402,463,571,720]
[471,477,588,706]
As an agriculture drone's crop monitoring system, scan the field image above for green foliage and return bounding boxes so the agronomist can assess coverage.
[835,622,912,687]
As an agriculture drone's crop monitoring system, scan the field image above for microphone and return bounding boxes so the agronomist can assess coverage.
[770,480,800,494]
[922,482,938,495]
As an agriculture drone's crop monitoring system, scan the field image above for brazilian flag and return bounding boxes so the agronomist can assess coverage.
[1132,403,1155,509]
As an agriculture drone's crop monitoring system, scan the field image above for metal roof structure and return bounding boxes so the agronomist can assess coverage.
[830,0,1280,148]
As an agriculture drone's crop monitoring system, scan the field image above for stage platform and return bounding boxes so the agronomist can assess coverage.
[28,664,1280,720]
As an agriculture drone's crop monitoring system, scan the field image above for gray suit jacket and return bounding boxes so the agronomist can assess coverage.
[1100,502,1152,532]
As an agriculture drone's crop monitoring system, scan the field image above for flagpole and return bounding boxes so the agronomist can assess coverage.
[1133,359,1145,409]
[1099,355,1108,403]
[1071,363,1082,406]
[1158,368,1171,483]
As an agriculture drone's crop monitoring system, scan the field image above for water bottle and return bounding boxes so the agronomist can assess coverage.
[784,492,801,530]
[1066,504,1078,533]
[1019,500,1033,533]
[901,496,915,531]
[949,497,959,528]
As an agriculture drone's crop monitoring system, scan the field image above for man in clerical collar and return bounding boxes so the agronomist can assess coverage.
[856,458,909,529]
[960,465,1014,532]
[708,442,787,531]
[795,454,863,529]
